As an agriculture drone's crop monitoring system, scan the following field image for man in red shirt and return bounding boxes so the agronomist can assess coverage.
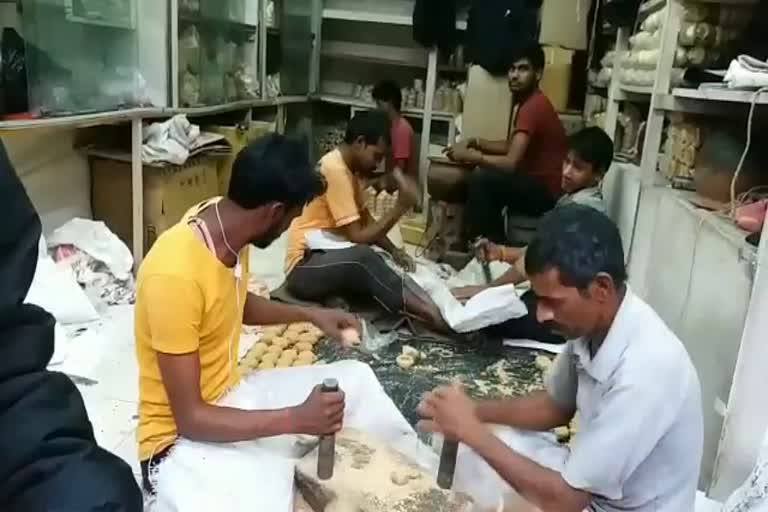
[373,80,417,179]
[447,44,568,243]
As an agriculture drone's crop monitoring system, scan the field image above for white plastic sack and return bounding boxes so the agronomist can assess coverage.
[48,218,133,280]
[25,248,100,325]
[448,257,512,288]
[723,427,768,512]
[408,264,527,333]
[154,441,296,512]
[153,361,435,512]
[453,427,569,510]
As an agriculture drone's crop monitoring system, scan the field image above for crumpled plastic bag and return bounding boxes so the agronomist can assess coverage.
[723,427,768,512]
[48,218,133,280]
[141,114,201,165]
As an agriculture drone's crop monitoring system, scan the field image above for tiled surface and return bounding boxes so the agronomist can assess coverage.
[67,305,141,482]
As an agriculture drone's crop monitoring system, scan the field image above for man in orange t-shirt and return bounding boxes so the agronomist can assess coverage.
[447,43,568,244]
[285,111,449,333]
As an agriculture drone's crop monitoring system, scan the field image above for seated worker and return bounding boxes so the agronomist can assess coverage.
[446,43,568,243]
[453,126,613,344]
[420,205,704,512]
[135,134,361,493]
[453,126,613,300]
[372,80,417,180]
[285,111,449,332]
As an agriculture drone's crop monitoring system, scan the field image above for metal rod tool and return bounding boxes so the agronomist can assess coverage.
[437,437,459,489]
[317,378,339,480]
[477,239,493,285]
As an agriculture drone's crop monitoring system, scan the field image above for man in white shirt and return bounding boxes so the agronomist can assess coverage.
[420,204,704,511]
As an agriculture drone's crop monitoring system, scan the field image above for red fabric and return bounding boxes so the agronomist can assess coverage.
[514,90,567,197]
[391,116,416,176]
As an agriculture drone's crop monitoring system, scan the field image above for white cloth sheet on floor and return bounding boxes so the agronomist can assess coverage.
[151,361,439,512]
[303,230,528,333]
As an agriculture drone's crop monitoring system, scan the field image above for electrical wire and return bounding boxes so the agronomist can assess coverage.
[215,201,242,399]
[729,87,768,218]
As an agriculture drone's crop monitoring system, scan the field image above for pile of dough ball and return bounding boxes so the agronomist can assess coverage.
[238,322,324,374]
[395,345,426,370]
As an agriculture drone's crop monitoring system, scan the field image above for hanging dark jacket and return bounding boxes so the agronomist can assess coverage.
[465,0,540,76]
[0,140,142,512]
[413,0,459,54]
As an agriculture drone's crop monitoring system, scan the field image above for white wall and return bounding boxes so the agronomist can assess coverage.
[625,187,753,492]
[0,4,21,31]
[709,218,768,500]
[602,162,641,262]
[3,129,92,235]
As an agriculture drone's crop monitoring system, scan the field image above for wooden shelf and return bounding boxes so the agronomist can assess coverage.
[670,87,768,104]
[0,96,309,133]
[619,84,654,96]
[653,88,768,114]
[178,9,257,38]
[0,108,157,133]
[65,14,136,30]
[322,1,467,29]
[638,0,666,20]
[321,41,428,68]
[317,94,458,122]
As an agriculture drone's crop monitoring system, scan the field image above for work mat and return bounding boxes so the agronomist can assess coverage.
[316,337,546,427]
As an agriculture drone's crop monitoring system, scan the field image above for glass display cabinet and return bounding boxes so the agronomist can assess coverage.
[21,0,144,115]
[177,0,259,107]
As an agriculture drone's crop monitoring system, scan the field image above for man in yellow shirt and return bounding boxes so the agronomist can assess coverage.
[135,134,359,492]
[284,111,449,332]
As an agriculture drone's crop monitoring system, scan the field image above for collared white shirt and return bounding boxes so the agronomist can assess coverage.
[546,287,704,511]
[557,186,606,215]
